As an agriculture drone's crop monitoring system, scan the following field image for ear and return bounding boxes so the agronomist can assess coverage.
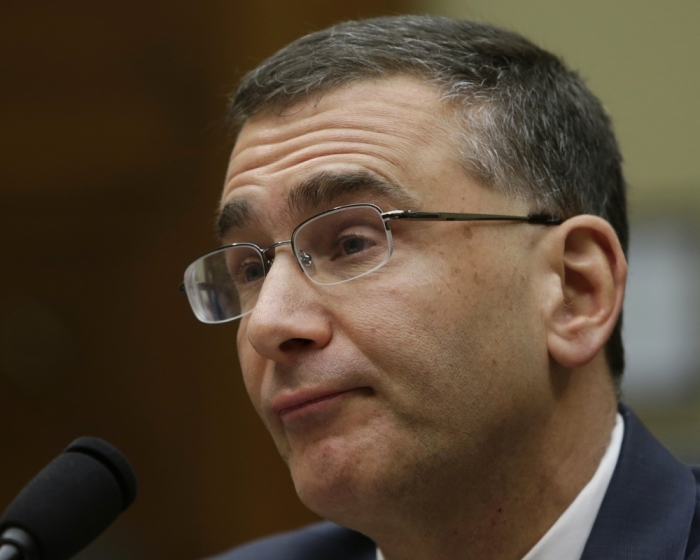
[544,215,627,370]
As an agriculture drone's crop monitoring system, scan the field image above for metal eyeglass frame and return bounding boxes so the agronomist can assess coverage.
[181,203,563,323]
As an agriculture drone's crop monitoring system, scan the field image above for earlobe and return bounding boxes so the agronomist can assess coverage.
[545,216,627,370]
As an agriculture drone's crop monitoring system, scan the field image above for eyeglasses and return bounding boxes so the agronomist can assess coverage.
[182,203,562,324]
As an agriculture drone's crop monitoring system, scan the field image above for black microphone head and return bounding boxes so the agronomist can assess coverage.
[63,437,137,511]
[0,437,137,560]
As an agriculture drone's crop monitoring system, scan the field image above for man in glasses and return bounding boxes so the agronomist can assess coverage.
[186,15,700,560]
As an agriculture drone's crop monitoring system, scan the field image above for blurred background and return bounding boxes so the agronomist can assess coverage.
[1,1,698,558]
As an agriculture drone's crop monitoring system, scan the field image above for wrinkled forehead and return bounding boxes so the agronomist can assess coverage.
[218,78,462,240]
[229,74,451,149]
[225,77,454,176]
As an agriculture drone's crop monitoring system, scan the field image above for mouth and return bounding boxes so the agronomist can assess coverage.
[273,387,369,421]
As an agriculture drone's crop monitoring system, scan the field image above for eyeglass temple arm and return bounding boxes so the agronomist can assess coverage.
[382,210,563,225]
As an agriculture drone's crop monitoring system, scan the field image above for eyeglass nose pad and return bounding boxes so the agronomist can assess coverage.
[297,250,316,276]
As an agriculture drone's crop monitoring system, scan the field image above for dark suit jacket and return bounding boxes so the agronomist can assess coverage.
[209,406,700,559]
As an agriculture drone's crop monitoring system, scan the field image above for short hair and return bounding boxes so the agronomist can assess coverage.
[227,15,628,385]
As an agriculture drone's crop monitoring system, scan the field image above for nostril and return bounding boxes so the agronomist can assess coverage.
[279,338,314,352]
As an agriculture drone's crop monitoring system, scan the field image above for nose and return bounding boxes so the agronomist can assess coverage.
[242,249,332,362]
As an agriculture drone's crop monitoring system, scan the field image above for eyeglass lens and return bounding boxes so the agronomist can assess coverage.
[184,205,392,324]
[292,205,391,284]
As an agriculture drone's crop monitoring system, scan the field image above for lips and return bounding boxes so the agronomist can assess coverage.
[272,388,362,420]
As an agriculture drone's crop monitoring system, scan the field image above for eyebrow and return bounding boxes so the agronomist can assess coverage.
[216,171,419,240]
[216,198,255,238]
[286,171,418,216]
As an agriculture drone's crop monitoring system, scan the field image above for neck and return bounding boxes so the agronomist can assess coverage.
[360,359,618,560]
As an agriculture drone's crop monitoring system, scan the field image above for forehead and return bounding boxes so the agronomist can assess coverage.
[219,77,467,237]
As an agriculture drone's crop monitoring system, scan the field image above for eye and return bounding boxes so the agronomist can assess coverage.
[340,235,369,255]
[241,262,265,283]
[225,253,266,286]
[292,206,388,275]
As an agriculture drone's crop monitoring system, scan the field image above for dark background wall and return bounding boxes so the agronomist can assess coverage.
[0,2,406,558]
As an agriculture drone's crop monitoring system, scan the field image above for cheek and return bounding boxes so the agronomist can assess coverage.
[335,266,473,400]
[237,323,266,415]
[348,245,537,402]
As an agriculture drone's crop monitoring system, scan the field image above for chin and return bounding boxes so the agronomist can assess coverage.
[288,435,381,523]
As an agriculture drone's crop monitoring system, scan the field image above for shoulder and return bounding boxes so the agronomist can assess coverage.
[688,465,700,558]
[203,521,376,560]
[581,406,700,559]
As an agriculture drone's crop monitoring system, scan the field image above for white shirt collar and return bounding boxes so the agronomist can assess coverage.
[376,413,624,560]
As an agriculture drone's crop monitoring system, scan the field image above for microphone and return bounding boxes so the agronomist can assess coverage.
[0,437,137,560]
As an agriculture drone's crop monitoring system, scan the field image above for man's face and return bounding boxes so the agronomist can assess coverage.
[221,77,553,526]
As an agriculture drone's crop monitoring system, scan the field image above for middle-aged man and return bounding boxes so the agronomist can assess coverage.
[182,15,700,560]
